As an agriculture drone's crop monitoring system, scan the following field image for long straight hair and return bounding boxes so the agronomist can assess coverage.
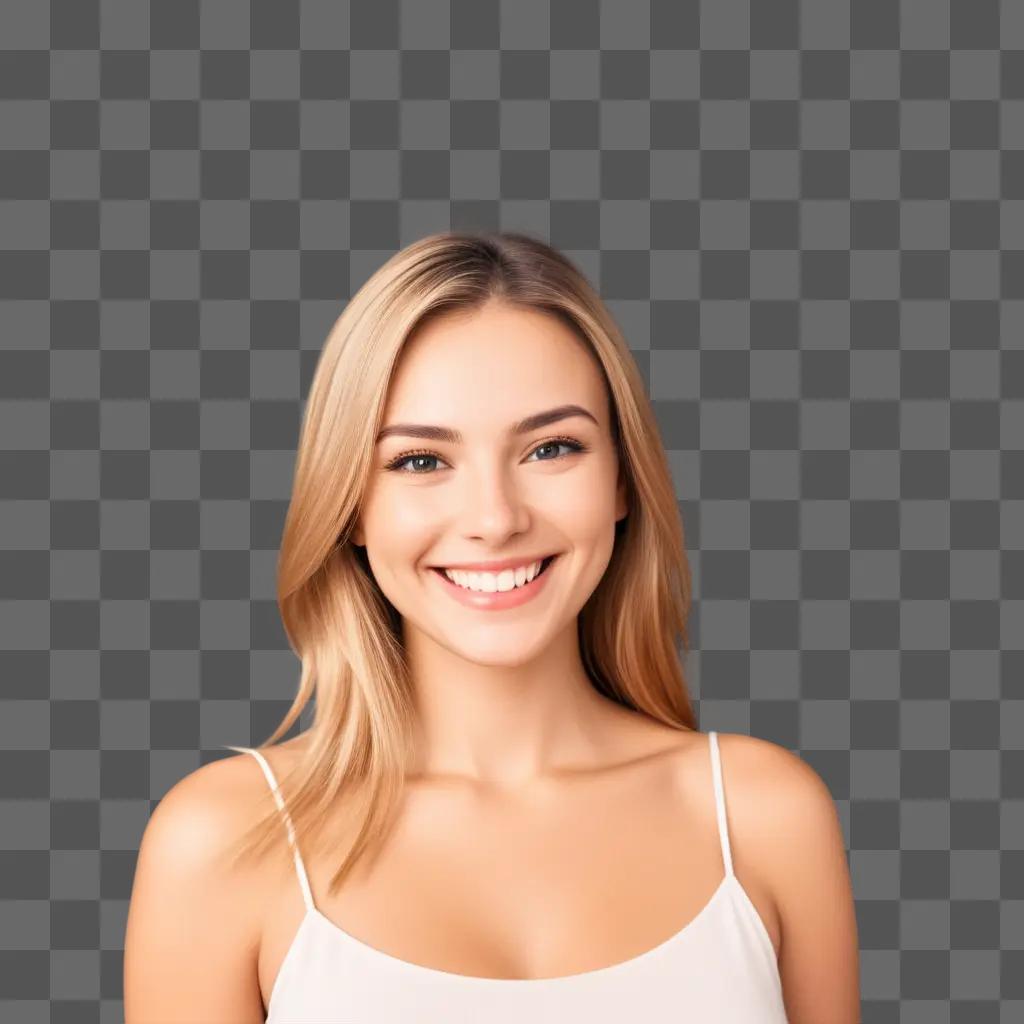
[223,230,696,892]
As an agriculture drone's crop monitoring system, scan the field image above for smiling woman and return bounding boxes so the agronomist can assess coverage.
[123,231,860,1024]
[351,298,631,668]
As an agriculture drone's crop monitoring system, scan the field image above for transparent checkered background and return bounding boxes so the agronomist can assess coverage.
[2,0,1024,1021]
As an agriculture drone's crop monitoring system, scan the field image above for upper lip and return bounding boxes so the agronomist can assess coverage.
[433,554,556,572]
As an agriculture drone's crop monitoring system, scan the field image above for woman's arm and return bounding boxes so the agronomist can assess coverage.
[123,759,267,1023]
[754,740,862,1024]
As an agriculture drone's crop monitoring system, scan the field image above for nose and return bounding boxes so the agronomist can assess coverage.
[456,463,532,540]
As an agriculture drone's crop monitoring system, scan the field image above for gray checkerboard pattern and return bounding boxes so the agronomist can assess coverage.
[2,0,1023,1021]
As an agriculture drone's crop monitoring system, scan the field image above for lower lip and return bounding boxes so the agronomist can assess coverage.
[429,556,558,611]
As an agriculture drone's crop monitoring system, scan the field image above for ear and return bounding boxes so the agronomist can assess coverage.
[615,456,629,524]
[349,516,365,548]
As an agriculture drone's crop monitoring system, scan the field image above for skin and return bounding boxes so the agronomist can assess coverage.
[350,298,632,790]
[123,299,861,1022]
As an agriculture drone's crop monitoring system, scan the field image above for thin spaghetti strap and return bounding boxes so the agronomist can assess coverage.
[707,731,735,880]
[224,745,316,914]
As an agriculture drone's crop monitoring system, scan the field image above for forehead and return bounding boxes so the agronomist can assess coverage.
[383,303,606,418]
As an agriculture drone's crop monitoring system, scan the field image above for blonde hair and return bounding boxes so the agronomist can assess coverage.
[223,230,696,892]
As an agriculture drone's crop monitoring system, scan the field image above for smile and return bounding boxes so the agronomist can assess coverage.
[429,555,559,610]
[435,555,555,592]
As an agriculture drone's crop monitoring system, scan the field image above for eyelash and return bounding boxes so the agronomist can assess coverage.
[384,436,590,475]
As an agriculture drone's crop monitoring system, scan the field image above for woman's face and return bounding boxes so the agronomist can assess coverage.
[352,300,628,665]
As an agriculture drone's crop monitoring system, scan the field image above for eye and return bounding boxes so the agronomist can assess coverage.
[383,436,590,475]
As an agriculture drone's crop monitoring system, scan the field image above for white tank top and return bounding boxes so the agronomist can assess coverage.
[228,730,789,1022]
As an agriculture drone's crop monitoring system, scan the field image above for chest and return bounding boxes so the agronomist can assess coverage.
[257,756,781,1007]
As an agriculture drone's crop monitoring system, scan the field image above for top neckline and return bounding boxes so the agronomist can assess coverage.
[298,871,738,988]
[229,730,751,1004]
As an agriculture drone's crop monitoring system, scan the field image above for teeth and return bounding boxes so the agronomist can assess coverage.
[443,559,545,593]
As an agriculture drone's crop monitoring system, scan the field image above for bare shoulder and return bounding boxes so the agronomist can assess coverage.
[123,751,289,1023]
[714,730,830,805]
[714,731,861,1024]
[713,731,850,871]
[134,750,280,877]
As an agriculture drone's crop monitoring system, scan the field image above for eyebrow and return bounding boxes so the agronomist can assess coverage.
[376,404,600,444]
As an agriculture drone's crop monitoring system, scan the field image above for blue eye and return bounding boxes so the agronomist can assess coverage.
[384,437,589,475]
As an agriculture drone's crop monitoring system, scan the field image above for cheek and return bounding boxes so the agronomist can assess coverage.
[358,498,433,575]
[368,490,437,536]
[390,500,438,535]
[555,468,620,526]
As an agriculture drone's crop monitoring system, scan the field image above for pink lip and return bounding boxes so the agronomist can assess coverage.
[429,555,558,611]
[431,553,556,573]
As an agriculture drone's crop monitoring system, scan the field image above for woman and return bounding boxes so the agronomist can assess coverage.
[123,231,860,1022]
